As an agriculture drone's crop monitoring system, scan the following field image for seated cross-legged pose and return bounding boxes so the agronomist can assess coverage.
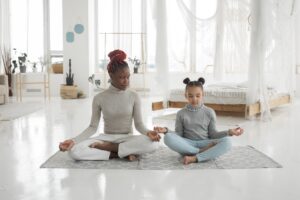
[59,49,160,161]
[155,77,244,165]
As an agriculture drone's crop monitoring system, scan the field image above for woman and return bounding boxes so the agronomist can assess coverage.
[59,49,160,161]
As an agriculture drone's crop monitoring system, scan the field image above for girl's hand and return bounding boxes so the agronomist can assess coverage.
[229,127,244,136]
[59,139,75,151]
[147,131,161,142]
[154,126,168,134]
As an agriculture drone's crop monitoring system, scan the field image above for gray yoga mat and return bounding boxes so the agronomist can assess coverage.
[41,146,281,170]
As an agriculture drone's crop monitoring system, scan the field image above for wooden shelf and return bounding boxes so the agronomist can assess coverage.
[15,72,50,101]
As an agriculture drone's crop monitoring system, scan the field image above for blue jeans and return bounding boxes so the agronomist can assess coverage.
[164,132,232,162]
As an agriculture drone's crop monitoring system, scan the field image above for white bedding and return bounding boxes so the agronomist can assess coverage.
[169,83,279,105]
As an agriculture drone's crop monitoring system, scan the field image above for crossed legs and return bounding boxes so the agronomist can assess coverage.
[164,132,232,165]
[67,135,158,161]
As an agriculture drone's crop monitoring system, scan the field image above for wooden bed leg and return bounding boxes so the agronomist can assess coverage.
[245,106,249,118]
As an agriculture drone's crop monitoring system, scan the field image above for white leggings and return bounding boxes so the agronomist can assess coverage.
[69,134,158,160]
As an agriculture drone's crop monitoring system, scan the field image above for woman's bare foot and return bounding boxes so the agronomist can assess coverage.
[183,155,197,165]
[89,141,104,149]
[128,154,139,161]
[199,142,217,153]
[109,152,119,159]
[89,141,119,152]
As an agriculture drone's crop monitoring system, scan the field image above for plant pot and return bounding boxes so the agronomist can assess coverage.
[134,68,138,74]
[20,65,26,73]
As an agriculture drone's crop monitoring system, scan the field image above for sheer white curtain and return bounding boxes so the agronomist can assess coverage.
[176,0,249,79]
[153,0,169,97]
[112,0,132,54]
[175,0,217,72]
[0,0,10,73]
[10,0,44,61]
[214,0,250,81]
[172,0,295,120]
[0,0,10,48]
[98,0,146,68]
[247,0,270,119]
[248,0,296,120]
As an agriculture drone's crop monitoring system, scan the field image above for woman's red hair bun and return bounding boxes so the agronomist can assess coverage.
[108,49,126,62]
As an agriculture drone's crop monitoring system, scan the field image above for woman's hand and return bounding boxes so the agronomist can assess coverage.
[59,139,75,151]
[154,126,168,134]
[147,131,161,142]
[229,127,244,136]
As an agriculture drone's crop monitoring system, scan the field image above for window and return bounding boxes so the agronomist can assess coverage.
[10,0,63,72]
[195,0,217,73]
[49,0,63,64]
[96,0,218,73]
[97,0,146,73]
[49,0,63,52]
[167,0,190,72]
[10,0,44,65]
[166,0,217,72]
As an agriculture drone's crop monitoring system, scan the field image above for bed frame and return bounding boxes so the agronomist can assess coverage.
[168,94,291,117]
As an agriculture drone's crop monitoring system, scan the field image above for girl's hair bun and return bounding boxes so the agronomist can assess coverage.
[108,49,126,62]
[198,77,205,85]
[183,78,191,85]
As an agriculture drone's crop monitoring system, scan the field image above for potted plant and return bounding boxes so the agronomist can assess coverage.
[18,53,27,73]
[128,57,141,74]
[0,46,13,96]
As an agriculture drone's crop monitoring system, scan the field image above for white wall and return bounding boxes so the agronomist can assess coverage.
[63,0,95,97]
[296,1,300,97]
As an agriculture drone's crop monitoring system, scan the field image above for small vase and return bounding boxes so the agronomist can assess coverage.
[20,65,26,73]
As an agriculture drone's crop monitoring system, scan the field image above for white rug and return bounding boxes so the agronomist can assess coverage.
[41,146,281,170]
[0,102,43,121]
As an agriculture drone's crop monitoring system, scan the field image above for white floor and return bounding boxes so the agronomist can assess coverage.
[1,96,300,200]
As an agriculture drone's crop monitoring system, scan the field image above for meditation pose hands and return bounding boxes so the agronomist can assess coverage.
[228,127,244,136]
[147,130,161,141]
[59,139,75,152]
[154,126,244,137]
[153,126,168,134]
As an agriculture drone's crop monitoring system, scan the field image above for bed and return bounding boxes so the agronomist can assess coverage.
[168,83,291,117]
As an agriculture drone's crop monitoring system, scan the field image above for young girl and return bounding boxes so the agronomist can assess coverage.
[59,49,160,161]
[155,77,243,165]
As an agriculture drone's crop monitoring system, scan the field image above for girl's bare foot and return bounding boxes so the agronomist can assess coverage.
[183,155,197,165]
[128,154,139,161]
[199,142,217,153]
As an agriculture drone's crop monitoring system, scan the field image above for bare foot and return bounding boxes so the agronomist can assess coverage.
[109,152,119,159]
[89,141,119,152]
[128,155,139,161]
[183,155,197,165]
[199,142,217,153]
[89,141,104,149]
